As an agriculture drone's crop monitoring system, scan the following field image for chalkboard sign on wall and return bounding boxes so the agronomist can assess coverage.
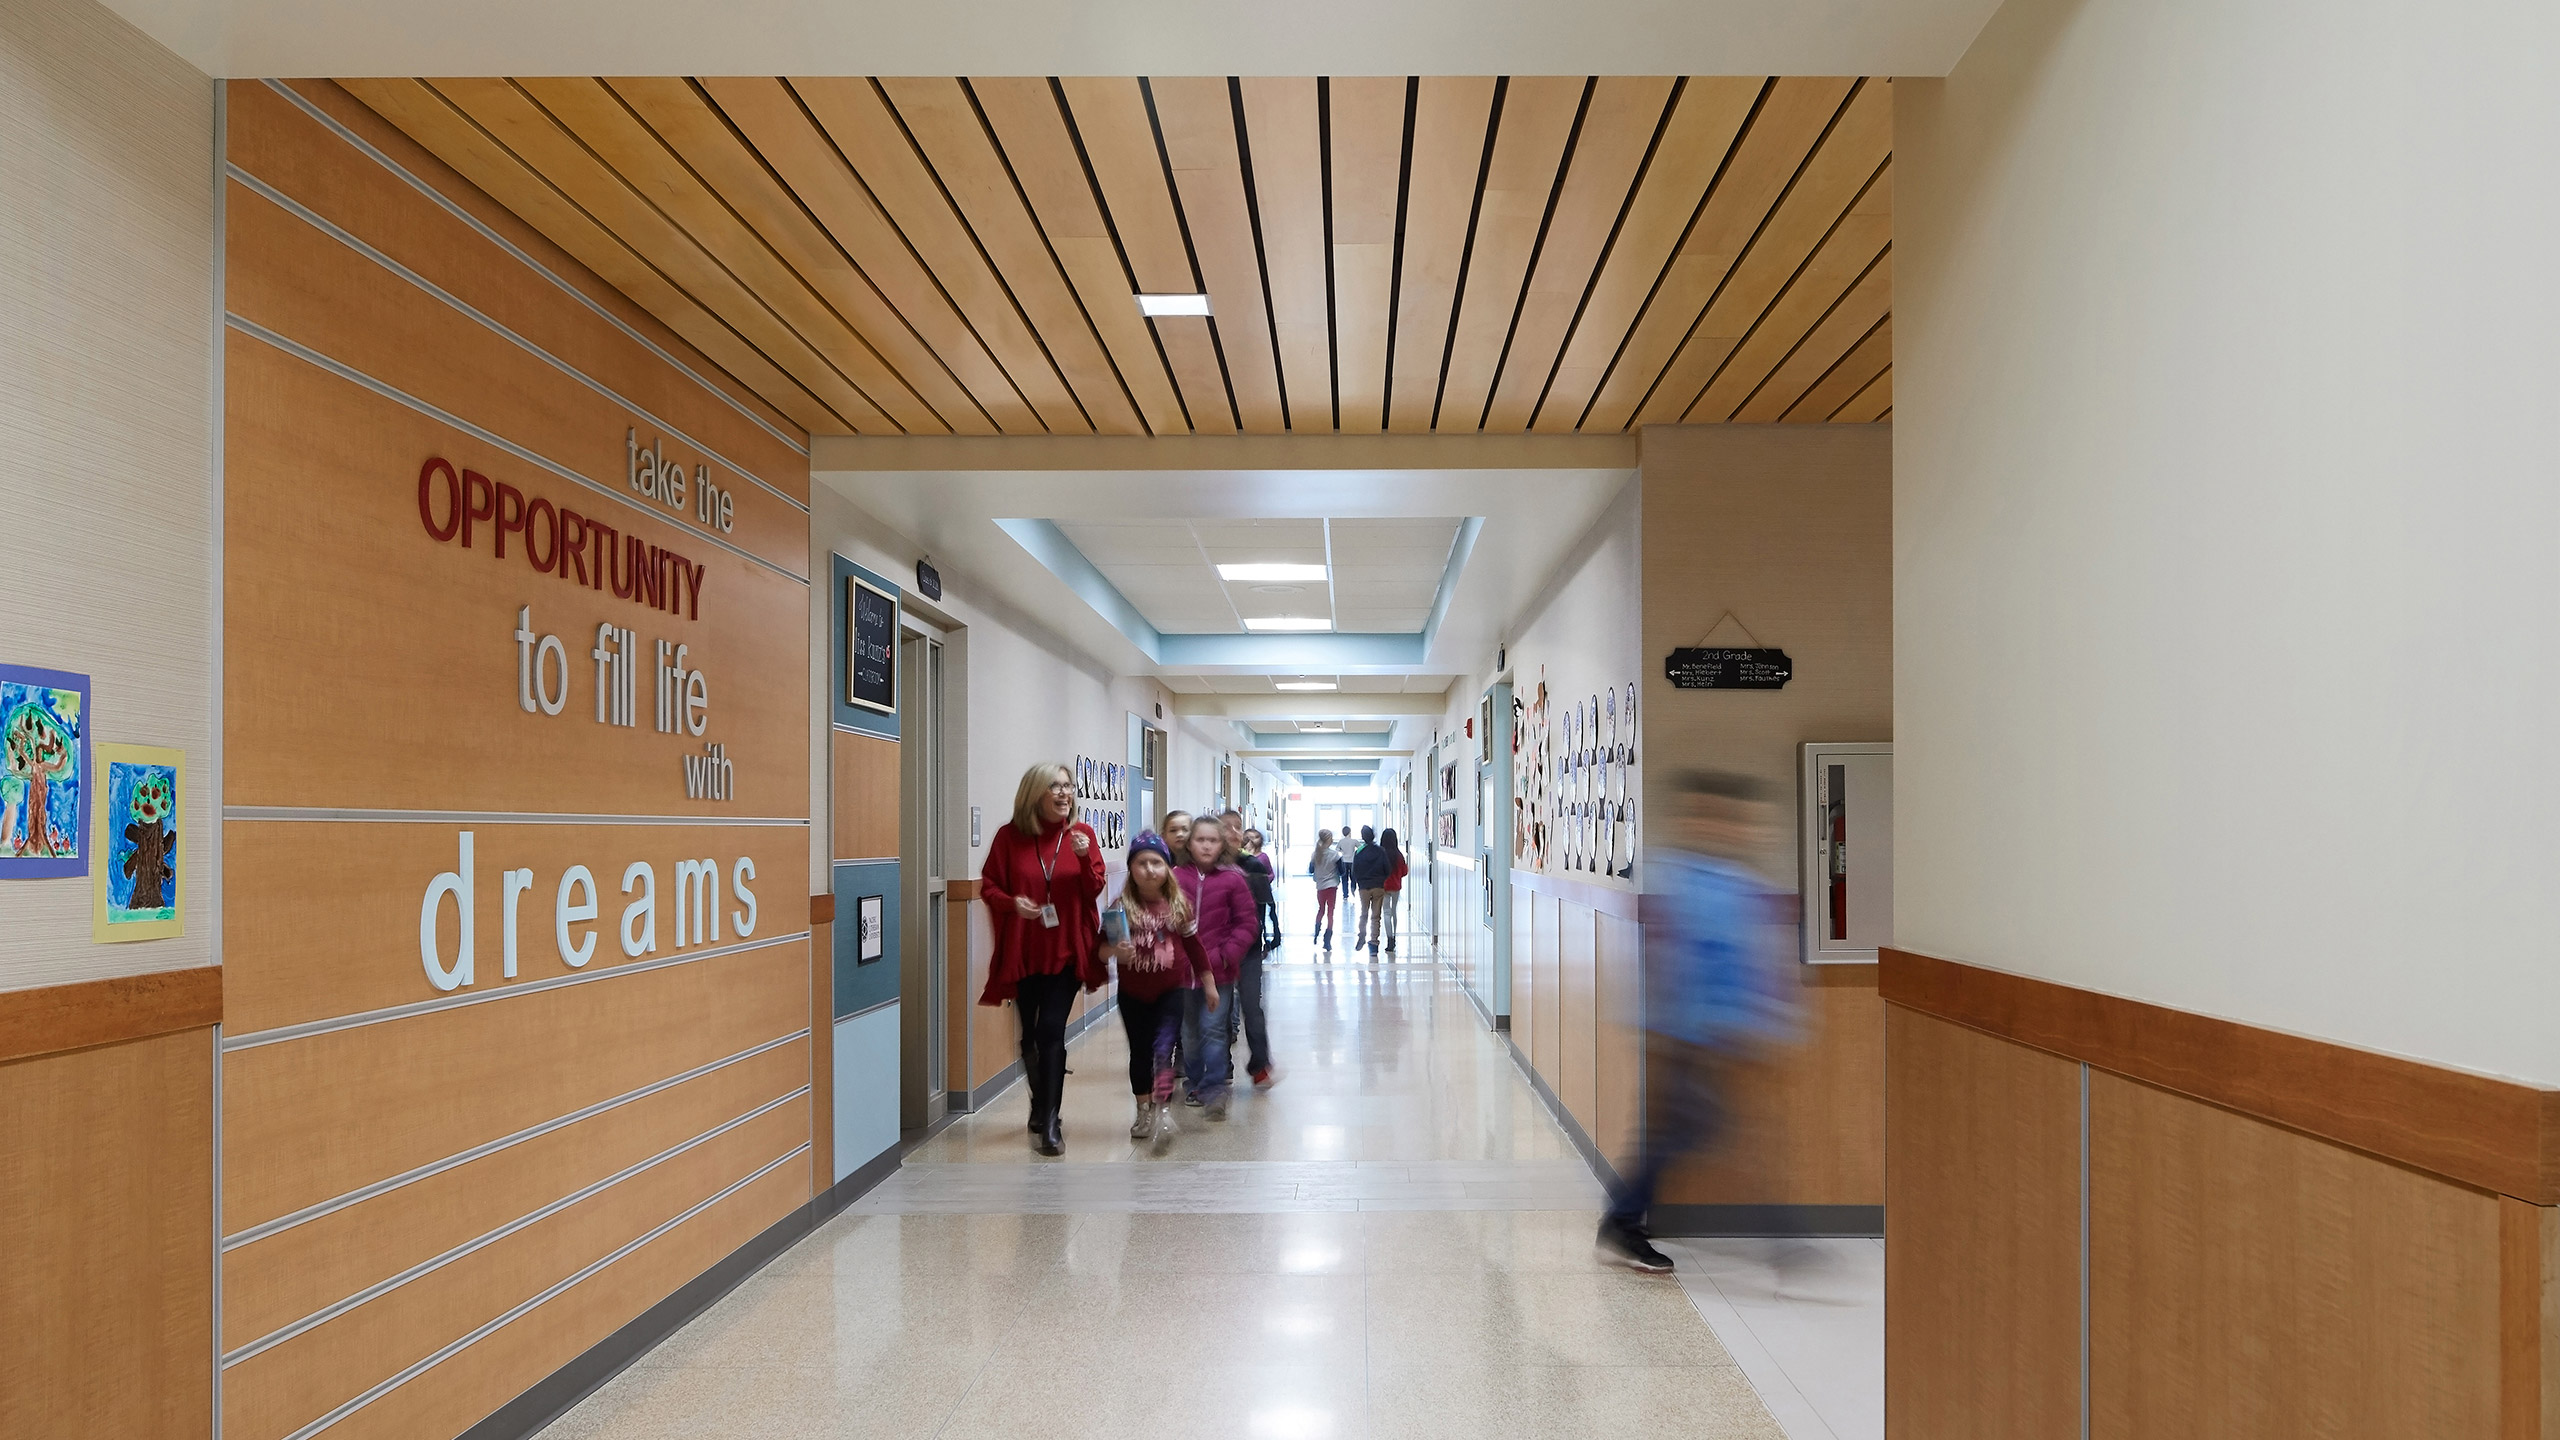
[1665,647,1793,690]
[847,576,897,713]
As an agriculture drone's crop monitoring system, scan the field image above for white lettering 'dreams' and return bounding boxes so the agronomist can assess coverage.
[416,840,762,993]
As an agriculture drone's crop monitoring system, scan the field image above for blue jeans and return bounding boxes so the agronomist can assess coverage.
[1182,982,1233,1102]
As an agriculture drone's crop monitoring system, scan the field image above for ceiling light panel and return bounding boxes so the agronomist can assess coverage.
[1136,293,1212,317]
[1273,680,1338,691]
[1217,563,1330,583]
[1241,617,1333,632]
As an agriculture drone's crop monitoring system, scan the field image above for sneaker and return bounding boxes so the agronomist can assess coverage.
[1595,1222,1674,1274]
[1250,1066,1282,1089]
[1205,1097,1230,1122]
[1129,1100,1154,1140]
[1183,1091,1205,1108]
[1151,1102,1176,1151]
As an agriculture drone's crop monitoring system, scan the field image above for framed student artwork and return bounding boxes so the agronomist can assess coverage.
[1,663,90,878]
[93,742,182,941]
[856,893,886,962]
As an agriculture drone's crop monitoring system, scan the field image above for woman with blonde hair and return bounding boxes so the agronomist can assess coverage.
[978,761,1107,1155]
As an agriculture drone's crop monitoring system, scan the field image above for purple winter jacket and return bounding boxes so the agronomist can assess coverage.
[1174,863,1257,986]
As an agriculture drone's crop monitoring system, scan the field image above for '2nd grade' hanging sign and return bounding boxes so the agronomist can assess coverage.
[1664,647,1793,690]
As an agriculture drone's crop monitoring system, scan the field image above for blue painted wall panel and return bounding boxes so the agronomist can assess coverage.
[833,1003,901,1181]
[832,858,900,1018]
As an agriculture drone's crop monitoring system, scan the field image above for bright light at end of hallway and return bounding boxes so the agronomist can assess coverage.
[1273,679,1338,691]
[1298,1123,1348,1155]
[1219,563,1329,583]
[1135,292,1212,316]
[1243,617,1332,631]
[1248,1404,1338,1440]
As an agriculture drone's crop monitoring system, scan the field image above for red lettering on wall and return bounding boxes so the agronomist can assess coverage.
[526,497,558,573]
[460,469,495,550]
[412,456,714,621]
[493,482,526,559]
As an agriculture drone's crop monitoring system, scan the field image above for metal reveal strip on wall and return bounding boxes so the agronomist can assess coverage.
[223,1086,809,1368]
[221,930,811,1052]
[222,1028,809,1250]
[274,1144,810,1440]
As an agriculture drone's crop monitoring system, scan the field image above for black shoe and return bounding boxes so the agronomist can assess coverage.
[1036,1115,1063,1156]
[1386,940,1396,954]
[1595,1221,1674,1274]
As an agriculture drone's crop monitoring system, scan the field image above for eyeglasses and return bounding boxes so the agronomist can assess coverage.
[1046,781,1074,792]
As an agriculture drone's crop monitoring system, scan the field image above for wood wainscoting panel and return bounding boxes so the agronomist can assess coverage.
[2499,1196,2560,1440]
[1532,889,1563,1086]
[1664,967,1885,1206]
[224,941,806,1230]
[1884,1005,2079,1439]
[833,729,900,861]
[221,1033,806,1351]
[2091,1069,2503,1438]
[0,965,222,1065]
[946,894,973,1095]
[1560,900,1599,1132]
[1884,947,2560,1204]
[1596,912,1645,1164]
[0,1028,215,1439]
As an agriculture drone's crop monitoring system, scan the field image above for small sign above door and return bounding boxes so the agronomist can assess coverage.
[1664,647,1793,690]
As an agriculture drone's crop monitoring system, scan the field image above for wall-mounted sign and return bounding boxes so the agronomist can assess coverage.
[420,457,707,621]
[845,576,897,714]
[914,558,943,601]
[856,893,885,962]
[1665,647,1793,690]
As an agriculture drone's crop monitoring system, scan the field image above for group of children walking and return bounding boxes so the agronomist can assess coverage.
[1308,825,1407,956]
[1099,806,1283,1150]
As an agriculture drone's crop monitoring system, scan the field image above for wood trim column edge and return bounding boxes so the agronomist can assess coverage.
[1883,947,2560,1203]
[0,967,225,1065]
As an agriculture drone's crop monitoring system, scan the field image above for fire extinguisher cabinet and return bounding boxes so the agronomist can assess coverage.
[1799,742,1893,964]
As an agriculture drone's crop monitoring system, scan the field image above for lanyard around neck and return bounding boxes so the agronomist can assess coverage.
[1038,823,1070,885]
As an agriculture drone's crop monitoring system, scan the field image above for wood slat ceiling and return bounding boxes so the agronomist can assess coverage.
[342,75,1892,438]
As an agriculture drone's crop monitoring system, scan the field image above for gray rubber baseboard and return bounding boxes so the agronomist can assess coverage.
[459,1142,902,1440]
[1647,1203,1884,1238]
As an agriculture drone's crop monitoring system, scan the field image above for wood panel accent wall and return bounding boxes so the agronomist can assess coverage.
[1889,951,2560,1438]
[833,729,900,860]
[220,79,812,1440]
[0,1027,216,1439]
[0,966,223,1064]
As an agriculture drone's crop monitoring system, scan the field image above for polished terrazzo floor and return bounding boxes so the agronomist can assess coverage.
[538,933,1865,1440]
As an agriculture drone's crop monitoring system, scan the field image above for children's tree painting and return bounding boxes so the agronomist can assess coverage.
[0,665,89,878]
[93,742,183,941]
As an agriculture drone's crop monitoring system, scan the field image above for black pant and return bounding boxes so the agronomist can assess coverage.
[1236,946,1272,1075]
[1118,988,1183,1098]
[1015,972,1079,1124]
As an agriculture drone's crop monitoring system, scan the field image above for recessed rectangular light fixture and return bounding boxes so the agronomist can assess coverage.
[1136,293,1212,317]
[1242,617,1333,632]
[1217,563,1328,583]
[1274,680,1337,691]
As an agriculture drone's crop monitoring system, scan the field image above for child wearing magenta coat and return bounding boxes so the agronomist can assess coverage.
[1174,821,1257,1120]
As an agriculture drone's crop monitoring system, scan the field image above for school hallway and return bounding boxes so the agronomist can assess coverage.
[533,937,1883,1440]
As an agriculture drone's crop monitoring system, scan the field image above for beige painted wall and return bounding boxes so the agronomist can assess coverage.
[0,0,214,991]
[1896,0,2560,1085]
[1637,422,1890,1208]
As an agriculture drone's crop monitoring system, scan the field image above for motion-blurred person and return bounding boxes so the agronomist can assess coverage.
[1349,825,1389,955]
[1242,828,1282,948]
[1597,770,1797,1273]
[1163,810,1194,858]
[1376,828,1408,956]
[977,762,1108,1157]
[1309,828,1342,952]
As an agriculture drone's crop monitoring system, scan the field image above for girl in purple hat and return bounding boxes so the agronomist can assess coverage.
[1102,830,1213,1148]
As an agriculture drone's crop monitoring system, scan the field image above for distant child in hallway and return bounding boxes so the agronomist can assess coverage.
[1309,828,1342,952]
[1102,830,1208,1150]
[1175,820,1257,1120]
[1598,770,1798,1274]
[1376,827,1408,955]
[1350,825,1389,955]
